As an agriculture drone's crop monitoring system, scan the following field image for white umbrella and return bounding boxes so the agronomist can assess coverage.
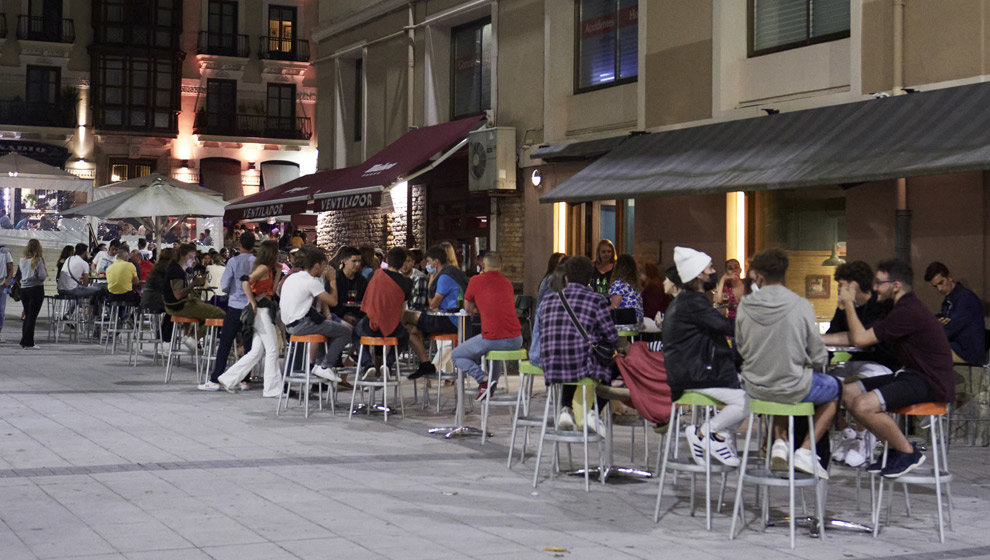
[62,175,227,247]
[0,152,92,192]
[91,173,221,200]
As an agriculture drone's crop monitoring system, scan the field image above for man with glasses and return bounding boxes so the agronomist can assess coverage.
[837,259,955,478]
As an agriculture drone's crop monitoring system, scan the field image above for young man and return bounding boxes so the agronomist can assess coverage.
[328,246,367,327]
[106,243,141,306]
[736,249,837,478]
[162,243,226,338]
[93,241,117,276]
[839,259,955,478]
[200,232,256,391]
[354,247,414,376]
[924,261,984,365]
[404,245,468,380]
[58,243,106,306]
[281,247,352,382]
[451,252,523,399]
[663,247,745,466]
[402,248,429,311]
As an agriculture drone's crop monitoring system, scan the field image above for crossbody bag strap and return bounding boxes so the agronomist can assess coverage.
[558,289,594,345]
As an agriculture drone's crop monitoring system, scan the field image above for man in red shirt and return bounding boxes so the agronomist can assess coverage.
[451,252,523,400]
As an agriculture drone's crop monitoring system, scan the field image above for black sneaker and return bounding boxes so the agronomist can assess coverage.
[407,362,436,380]
[882,444,926,478]
[866,448,899,473]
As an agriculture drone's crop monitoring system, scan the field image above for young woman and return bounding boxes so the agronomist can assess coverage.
[55,244,74,280]
[608,253,644,327]
[590,239,617,295]
[18,239,47,349]
[715,258,745,319]
[640,260,670,333]
[211,240,283,396]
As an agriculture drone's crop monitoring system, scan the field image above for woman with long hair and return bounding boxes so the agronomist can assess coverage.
[55,244,74,279]
[608,253,643,326]
[714,258,745,319]
[529,254,569,367]
[591,239,617,295]
[18,239,47,349]
[211,240,283,395]
[640,260,670,332]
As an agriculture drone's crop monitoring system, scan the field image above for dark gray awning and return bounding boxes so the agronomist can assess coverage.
[541,82,990,203]
[531,135,628,162]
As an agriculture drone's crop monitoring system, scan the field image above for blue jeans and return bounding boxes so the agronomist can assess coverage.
[801,372,841,405]
[452,334,523,384]
[528,313,542,367]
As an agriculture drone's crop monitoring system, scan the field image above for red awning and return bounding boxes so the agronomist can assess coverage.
[224,115,486,221]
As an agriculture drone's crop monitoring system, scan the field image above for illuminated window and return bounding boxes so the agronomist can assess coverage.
[575,0,638,92]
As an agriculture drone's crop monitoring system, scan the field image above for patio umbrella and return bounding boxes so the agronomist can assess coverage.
[61,175,227,247]
[0,152,93,192]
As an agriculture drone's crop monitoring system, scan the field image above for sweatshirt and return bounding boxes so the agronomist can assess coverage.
[735,284,827,403]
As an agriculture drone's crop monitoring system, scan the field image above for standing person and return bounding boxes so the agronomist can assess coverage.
[607,253,643,326]
[281,247,352,381]
[452,252,523,399]
[838,259,956,477]
[663,247,744,466]
[591,239,616,295]
[199,232,256,391]
[735,249,836,478]
[0,243,13,342]
[17,239,47,349]
[538,256,617,434]
[715,258,745,319]
[214,241,282,396]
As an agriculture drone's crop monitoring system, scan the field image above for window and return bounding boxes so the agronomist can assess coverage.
[25,0,63,42]
[26,66,60,106]
[109,159,155,183]
[205,79,237,134]
[207,0,239,56]
[94,0,180,48]
[353,58,363,142]
[94,55,179,132]
[267,5,296,58]
[575,0,637,92]
[451,19,491,119]
[266,83,295,135]
[749,0,850,56]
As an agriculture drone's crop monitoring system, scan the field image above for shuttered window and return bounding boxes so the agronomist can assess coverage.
[575,0,638,92]
[749,0,849,57]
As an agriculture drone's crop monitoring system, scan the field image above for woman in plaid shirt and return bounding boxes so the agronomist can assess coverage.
[538,256,618,433]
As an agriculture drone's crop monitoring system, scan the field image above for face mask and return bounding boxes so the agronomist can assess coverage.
[426,264,437,274]
[702,272,718,293]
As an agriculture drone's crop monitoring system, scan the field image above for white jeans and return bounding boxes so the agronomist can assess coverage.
[692,387,749,435]
[219,307,281,397]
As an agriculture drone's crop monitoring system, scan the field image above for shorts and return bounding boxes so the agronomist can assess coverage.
[800,372,841,405]
[858,370,935,412]
[417,313,458,335]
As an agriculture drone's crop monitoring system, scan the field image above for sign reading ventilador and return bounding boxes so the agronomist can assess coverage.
[316,191,381,212]
[241,203,284,219]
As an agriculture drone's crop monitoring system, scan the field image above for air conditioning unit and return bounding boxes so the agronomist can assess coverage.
[468,127,516,192]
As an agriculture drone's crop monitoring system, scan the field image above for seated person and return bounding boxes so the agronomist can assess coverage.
[608,253,644,327]
[57,243,106,313]
[354,247,413,375]
[328,246,367,326]
[451,252,523,399]
[663,247,746,466]
[161,243,226,338]
[404,245,468,379]
[839,259,955,478]
[106,242,141,306]
[924,261,984,365]
[736,249,837,478]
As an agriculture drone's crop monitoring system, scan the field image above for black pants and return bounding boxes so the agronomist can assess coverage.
[209,305,252,383]
[19,285,44,348]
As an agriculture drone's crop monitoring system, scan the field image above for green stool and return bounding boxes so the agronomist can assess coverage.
[654,391,737,530]
[507,360,546,468]
[729,399,826,549]
[532,378,604,492]
[480,348,528,444]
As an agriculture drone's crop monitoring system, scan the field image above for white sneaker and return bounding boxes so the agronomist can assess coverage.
[843,431,876,468]
[684,425,706,465]
[312,365,342,383]
[770,438,789,471]
[197,381,220,391]
[585,411,607,436]
[832,427,857,463]
[557,406,576,430]
[794,447,830,479]
[361,367,378,381]
[707,433,741,467]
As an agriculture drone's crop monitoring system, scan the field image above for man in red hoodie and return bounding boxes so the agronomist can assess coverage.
[355,247,413,375]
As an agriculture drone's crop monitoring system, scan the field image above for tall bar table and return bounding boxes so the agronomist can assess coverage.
[427,310,485,438]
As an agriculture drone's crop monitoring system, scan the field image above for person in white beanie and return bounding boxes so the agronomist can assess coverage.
[662,246,747,466]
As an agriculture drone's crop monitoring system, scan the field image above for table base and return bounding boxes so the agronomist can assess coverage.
[765,516,872,537]
[567,465,654,483]
[428,425,488,439]
[351,403,393,415]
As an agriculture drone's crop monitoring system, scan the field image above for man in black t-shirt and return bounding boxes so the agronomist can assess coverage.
[327,246,367,326]
[823,260,897,373]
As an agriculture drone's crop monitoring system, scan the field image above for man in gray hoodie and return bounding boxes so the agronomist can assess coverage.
[736,249,839,479]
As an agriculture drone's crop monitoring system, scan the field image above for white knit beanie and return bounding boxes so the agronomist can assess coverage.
[674,246,712,284]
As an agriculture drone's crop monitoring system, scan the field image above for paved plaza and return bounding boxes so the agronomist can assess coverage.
[1,303,990,560]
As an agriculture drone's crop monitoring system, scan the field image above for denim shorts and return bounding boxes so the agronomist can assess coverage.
[800,372,841,405]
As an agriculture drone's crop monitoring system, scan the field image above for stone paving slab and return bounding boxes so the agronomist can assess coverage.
[1,311,990,559]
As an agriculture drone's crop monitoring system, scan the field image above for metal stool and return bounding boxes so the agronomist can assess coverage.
[532,378,604,492]
[200,318,226,378]
[872,402,952,542]
[104,301,137,354]
[729,399,826,549]
[349,336,404,422]
[507,360,546,468]
[480,348,528,444]
[654,392,735,529]
[428,333,460,412]
[164,316,201,384]
[277,334,334,418]
[130,309,163,366]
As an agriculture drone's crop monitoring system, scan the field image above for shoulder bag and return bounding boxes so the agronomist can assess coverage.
[558,289,615,368]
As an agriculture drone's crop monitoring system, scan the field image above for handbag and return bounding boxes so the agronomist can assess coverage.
[9,268,21,302]
[558,289,615,368]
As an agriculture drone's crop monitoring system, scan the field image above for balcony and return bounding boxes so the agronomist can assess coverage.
[0,99,74,128]
[258,36,309,62]
[198,31,249,57]
[17,16,74,43]
[194,112,312,140]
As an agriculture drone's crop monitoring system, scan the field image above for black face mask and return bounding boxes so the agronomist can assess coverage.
[702,272,718,292]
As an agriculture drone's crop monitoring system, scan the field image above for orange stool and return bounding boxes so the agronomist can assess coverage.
[200,318,227,380]
[278,334,334,418]
[164,316,202,384]
[349,336,404,422]
[873,402,952,542]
